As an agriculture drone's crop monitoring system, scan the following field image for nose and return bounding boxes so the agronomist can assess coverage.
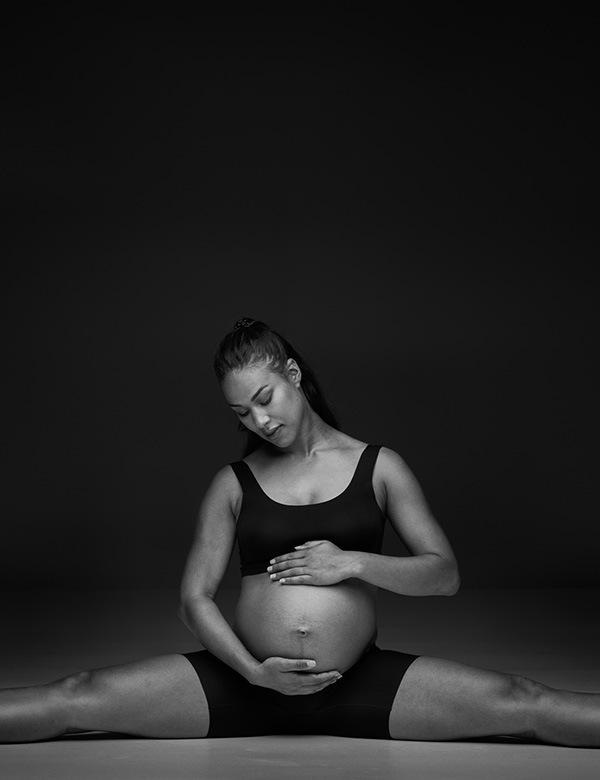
[253,409,271,429]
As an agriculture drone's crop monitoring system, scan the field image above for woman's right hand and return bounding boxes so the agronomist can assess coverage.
[249,657,342,695]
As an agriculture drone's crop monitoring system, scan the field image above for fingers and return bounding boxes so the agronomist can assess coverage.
[267,552,304,572]
[276,659,342,680]
[265,658,343,695]
[277,658,318,672]
[296,681,336,695]
[309,671,343,684]
[294,540,325,549]
[268,542,324,570]
[269,566,307,581]
[294,671,343,695]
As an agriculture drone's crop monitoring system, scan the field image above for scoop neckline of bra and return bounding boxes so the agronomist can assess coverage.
[238,444,373,508]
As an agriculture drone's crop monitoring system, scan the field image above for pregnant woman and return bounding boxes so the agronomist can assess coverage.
[2,318,600,745]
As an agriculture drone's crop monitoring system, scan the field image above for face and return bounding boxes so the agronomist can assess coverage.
[221,360,305,447]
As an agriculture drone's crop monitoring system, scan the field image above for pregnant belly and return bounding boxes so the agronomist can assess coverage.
[233,574,378,674]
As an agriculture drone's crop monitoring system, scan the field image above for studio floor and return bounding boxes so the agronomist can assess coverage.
[2,587,599,779]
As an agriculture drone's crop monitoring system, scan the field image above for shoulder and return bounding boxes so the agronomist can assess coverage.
[210,463,243,492]
[203,463,243,516]
[372,446,420,494]
[373,446,409,471]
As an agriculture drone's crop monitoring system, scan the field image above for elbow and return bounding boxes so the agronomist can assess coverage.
[177,600,189,622]
[442,562,461,596]
[444,571,461,596]
[178,600,192,627]
[178,591,212,624]
[177,597,204,627]
[434,557,460,596]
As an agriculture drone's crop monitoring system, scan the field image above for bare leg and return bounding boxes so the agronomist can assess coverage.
[390,656,600,747]
[0,654,208,743]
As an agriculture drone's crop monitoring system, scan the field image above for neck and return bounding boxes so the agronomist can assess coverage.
[281,404,337,458]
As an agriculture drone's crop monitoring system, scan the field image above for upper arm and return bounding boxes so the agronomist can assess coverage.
[179,465,241,603]
[375,447,458,566]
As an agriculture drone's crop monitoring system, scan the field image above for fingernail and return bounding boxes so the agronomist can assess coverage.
[280,579,286,584]
[270,574,276,580]
[267,566,273,572]
[269,559,275,564]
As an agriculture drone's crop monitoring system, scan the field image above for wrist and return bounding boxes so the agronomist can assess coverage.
[242,659,263,686]
[345,551,366,580]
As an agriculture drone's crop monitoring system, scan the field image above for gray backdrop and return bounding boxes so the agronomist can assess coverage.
[3,8,597,590]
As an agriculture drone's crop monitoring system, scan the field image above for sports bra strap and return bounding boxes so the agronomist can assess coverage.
[349,444,381,495]
[229,460,256,494]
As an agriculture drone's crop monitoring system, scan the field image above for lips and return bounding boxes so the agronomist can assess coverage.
[265,425,281,439]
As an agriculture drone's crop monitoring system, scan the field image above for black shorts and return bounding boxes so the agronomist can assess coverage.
[182,645,418,739]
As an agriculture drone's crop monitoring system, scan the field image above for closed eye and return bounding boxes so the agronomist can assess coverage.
[236,394,272,418]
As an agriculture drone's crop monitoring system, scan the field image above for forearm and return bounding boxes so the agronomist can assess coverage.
[348,551,460,596]
[178,595,260,682]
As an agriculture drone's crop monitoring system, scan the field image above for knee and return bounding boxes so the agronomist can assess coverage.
[55,670,96,704]
[501,674,546,734]
[42,670,98,732]
[506,674,545,704]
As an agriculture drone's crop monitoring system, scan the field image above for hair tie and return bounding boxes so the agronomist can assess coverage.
[233,318,255,330]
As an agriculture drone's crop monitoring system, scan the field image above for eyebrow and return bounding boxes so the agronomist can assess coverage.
[228,385,270,407]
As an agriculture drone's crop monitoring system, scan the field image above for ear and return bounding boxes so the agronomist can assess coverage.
[285,358,302,387]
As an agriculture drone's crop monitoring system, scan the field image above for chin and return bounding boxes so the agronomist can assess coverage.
[267,427,288,447]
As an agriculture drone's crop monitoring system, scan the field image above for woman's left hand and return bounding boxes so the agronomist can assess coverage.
[267,540,356,586]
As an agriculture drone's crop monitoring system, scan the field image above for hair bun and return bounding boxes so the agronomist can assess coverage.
[233,318,256,330]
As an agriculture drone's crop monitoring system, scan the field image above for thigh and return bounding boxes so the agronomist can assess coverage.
[318,647,419,739]
[389,656,536,741]
[183,649,287,737]
[67,654,209,738]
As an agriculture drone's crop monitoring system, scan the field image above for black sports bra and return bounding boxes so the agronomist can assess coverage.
[229,444,385,576]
